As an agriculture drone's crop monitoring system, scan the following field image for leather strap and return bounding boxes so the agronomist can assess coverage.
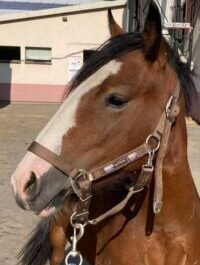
[89,162,155,225]
[153,97,180,213]
[88,186,144,225]
[90,143,148,181]
[28,142,70,175]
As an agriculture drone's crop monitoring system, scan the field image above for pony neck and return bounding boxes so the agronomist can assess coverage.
[155,100,200,230]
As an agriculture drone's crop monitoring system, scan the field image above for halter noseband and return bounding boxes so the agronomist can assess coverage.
[28,83,180,225]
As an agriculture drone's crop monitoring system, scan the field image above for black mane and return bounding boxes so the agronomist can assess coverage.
[166,46,198,117]
[69,32,197,118]
[18,218,52,265]
[69,33,143,90]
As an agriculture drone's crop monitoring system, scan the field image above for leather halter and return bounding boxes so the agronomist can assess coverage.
[28,83,180,225]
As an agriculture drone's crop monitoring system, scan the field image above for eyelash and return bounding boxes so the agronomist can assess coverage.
[105,94,128,109]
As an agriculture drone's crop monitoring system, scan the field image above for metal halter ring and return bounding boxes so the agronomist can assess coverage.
[145,134,161,154]
[65,215,84,265]
[70,212,88,228]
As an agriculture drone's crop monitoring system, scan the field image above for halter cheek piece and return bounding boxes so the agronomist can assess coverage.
[28,83,180,262]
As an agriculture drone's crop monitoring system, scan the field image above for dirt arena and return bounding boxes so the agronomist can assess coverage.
[0,103,200,265]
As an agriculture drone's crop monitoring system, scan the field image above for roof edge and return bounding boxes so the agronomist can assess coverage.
[0,0,127,23]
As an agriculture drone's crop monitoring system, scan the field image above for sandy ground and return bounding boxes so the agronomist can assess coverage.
[0,103,199,265]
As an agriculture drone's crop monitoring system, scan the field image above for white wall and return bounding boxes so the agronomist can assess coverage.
[0,7,125,85]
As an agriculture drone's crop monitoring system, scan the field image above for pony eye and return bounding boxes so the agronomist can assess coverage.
[105,94,128,109]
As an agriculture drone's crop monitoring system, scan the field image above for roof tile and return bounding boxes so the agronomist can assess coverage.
[0,0,105,14]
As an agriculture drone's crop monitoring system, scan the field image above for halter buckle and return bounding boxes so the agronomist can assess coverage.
[69,169,92,202]
[165,95,179,122]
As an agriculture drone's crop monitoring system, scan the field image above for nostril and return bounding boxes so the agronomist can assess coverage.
[25,171,36,191]
[24,171,41,200]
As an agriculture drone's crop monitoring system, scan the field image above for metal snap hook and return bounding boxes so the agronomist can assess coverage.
[65,251,83,265]
[65,213,85,265]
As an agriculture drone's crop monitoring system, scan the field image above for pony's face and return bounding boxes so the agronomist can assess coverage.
[11,4,176,216]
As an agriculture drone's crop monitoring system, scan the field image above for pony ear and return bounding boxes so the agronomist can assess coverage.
[108,9,124,37]
[143,1,162,62]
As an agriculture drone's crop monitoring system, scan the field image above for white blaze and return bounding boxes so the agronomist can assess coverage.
[36,60,122,154]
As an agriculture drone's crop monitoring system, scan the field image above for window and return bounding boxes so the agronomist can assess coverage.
[25,47,52,64]
[0,46,20,63]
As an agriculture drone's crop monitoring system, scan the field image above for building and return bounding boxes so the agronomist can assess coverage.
[0,0,105,14]
[0,0,127,102]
